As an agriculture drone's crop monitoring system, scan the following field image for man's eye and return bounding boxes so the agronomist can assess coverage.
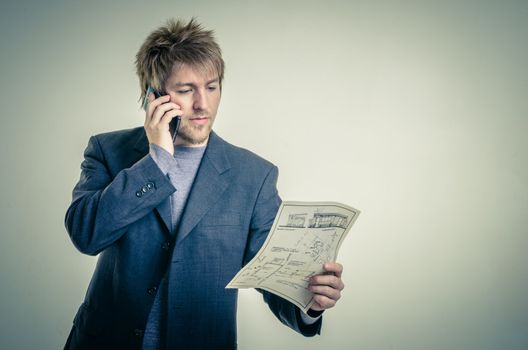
[208,86,218,91]
[177,90,191,94]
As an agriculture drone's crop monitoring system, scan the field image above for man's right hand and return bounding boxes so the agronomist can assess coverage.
[144,93,182,155]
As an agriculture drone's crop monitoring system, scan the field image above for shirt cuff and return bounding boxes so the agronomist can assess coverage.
[149,144,177,175]
[300,309,323,325]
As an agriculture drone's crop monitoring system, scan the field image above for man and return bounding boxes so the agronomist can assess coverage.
[64,18,344,350]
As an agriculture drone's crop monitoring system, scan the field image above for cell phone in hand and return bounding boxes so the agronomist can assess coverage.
[142,86,181,142]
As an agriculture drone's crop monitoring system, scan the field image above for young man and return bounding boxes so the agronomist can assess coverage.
[64,18,344,350]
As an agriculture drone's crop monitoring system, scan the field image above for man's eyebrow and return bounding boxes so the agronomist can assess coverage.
[173,79,219,87]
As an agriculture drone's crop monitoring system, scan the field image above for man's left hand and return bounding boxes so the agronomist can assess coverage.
[308,262,344,312]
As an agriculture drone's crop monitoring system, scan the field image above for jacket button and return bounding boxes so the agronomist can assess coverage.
[134,329,144,338]
[136,191,142,197]
[147,286,158,295]
[141,186,148,193]
[161,242,171,251]
[146,182,154,189]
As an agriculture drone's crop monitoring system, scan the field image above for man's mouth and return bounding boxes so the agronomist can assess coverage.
[189,116,209,125]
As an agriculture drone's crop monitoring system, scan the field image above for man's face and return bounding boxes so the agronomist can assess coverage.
[164,63,221,146]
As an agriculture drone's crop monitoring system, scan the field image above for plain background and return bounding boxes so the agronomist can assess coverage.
[1,0,527,349]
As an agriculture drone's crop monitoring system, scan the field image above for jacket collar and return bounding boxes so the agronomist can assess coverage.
[133,129,231,174]
[133,128,232,242]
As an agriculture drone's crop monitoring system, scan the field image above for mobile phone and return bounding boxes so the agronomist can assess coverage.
[142,86,181,142]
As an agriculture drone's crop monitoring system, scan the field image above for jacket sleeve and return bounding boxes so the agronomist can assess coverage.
[243,165,323,337]
[64,135,176,256]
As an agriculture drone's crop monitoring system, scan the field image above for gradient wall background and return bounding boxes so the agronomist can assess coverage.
[1,0,527,349]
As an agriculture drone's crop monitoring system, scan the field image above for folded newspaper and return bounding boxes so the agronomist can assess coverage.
[226,201,360,313]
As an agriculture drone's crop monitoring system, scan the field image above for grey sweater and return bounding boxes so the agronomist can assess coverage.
[142,144,206,350]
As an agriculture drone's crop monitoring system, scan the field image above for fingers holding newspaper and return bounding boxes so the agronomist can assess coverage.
[308,262,345,312]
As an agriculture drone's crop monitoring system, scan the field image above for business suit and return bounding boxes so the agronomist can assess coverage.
[64,127,322,349]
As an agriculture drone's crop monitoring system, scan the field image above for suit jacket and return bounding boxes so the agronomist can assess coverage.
[64,127,322,350]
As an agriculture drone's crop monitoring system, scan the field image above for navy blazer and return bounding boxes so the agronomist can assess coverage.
[64,127,322,350]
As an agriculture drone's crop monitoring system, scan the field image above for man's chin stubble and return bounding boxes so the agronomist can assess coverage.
[178,125,211,145]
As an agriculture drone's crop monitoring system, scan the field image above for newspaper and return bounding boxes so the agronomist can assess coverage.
[226,201,360,313]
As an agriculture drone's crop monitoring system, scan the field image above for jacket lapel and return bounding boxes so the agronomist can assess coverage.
[175,131,232,245]
[133,129,173,235]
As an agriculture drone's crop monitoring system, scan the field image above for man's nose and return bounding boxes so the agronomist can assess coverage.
[193,89,208,111]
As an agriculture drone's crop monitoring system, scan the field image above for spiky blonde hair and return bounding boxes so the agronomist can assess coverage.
[135,18,225,103]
